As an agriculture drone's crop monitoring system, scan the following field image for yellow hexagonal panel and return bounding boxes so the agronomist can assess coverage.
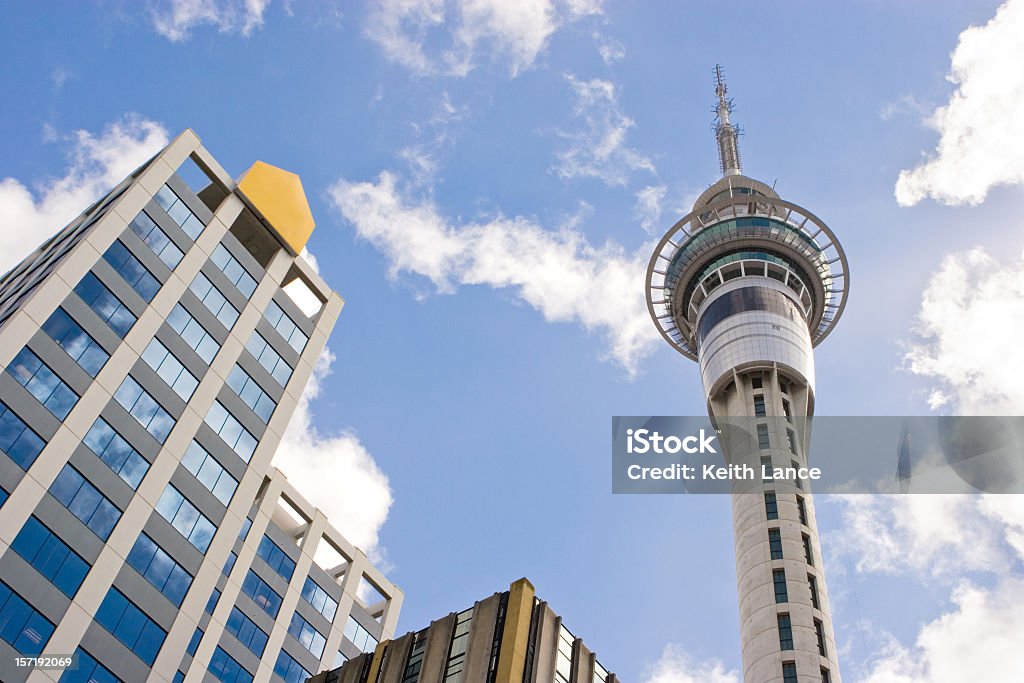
[237,161,315,255]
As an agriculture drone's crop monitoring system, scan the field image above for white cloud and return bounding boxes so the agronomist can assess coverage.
[895,0,1024,206]
[904,247,1024,414]
[553,74,655,186]
[150,0,271,42]
[634,184,666,234]
[855,578,1024,683]
[365,0,603,77]
[832,495,1013,579]
[595,33,625,65]
[328,170,660,374]
[272,348,394,557]
[0,115,169,276]
[839,495,1024,683]
[879,93,930,122]
[642,644,739,683]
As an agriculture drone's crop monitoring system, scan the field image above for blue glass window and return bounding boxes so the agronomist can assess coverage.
[12,516,90,597]
[168,304,220,364]
[0,486,7,507]
[6,347,79,419]
[155,184,205,240]
[225,606,269,657]
[155,485,217,553]
[344,615,377,652]
[190,273,239,330]
[0,399,46,469]
[187,627,203,656]
[288,612,326,659]
[256,535,295,581]
[42,308,109,376]
[103,240,160,302]
[181,441,237,506]
[206,587,221,615]
[94,588,166,665]
[274,649,312,683]
[245,332,292,386]
[208,645,254,683]
[49,464,121,540]
[300,576,338,622]
[126,533,193,607]
[114,376,175,443]
[59,648,122,683]
[238,516,252,540]
[241,569,281,618]
[83,418,149,489]
[129,211,184,269]
[141,338,199,400]
[265,300,308,353]
[223,551,237,576]
[211,245,258,297]
[73,272,136,337]
[0,581,55,655]
[226,365,276,423]
[204,401,257,462]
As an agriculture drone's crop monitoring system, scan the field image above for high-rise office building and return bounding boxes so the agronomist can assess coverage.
[644,68,849,682]
[0,130,402,683]
[308,578,619,683]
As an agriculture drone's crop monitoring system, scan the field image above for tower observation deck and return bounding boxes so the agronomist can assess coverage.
[644,67,849,683]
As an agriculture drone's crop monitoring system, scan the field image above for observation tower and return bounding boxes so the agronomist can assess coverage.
[645,67,849,682]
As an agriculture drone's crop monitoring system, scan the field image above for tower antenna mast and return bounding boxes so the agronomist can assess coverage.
[714,64,742,177]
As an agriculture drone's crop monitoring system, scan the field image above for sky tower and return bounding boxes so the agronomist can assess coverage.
[645,67,849,683]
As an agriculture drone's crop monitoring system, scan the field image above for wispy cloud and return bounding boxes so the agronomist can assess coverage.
[904,247,1024,414]
[594,32,625,65]
[0,114,169,275]
[553,73,655,186]
[642,645,738,683]
[879,93,930,121]
[149,0,271,42]
[400,92,471,184]
[634,185,666,234]
[895,0,1024,206]
[365,0,604,77]
[329,170,660,374]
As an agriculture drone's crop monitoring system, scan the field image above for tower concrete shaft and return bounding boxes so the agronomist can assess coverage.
[645,69,849,683]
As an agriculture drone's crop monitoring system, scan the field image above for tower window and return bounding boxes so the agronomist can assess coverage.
[821,668,832,683]
[782,399,792,423]
[761,456,774,481]
[753,395,766,418]
[792,460,803,490]
[751,375,763,390]
[757,424,770,450]
[764,491,778,520]
[782,663,798,683]
[808,574,820,609]
[803,533,814,566]
[777,614,793,650]
[773,569,788,603]
[797,496,808,525]
[814,618,827,656]
[787,429,798,455]
[769,529,783,560]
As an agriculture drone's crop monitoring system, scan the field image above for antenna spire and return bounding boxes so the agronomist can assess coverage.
[713,65,742,177]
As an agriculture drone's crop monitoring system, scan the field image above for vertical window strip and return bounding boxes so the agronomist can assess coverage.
[73,272,136,337]
[141,338,199,400]
[154,184,205,240]
[0,399,46,469]
[42,308,109,377]
[211,244,257,297]
[83,418,150,490]
[6,347,80,419]
[128,211,184,269]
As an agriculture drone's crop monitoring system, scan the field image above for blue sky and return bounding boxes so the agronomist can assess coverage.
[3,1,1024,681]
